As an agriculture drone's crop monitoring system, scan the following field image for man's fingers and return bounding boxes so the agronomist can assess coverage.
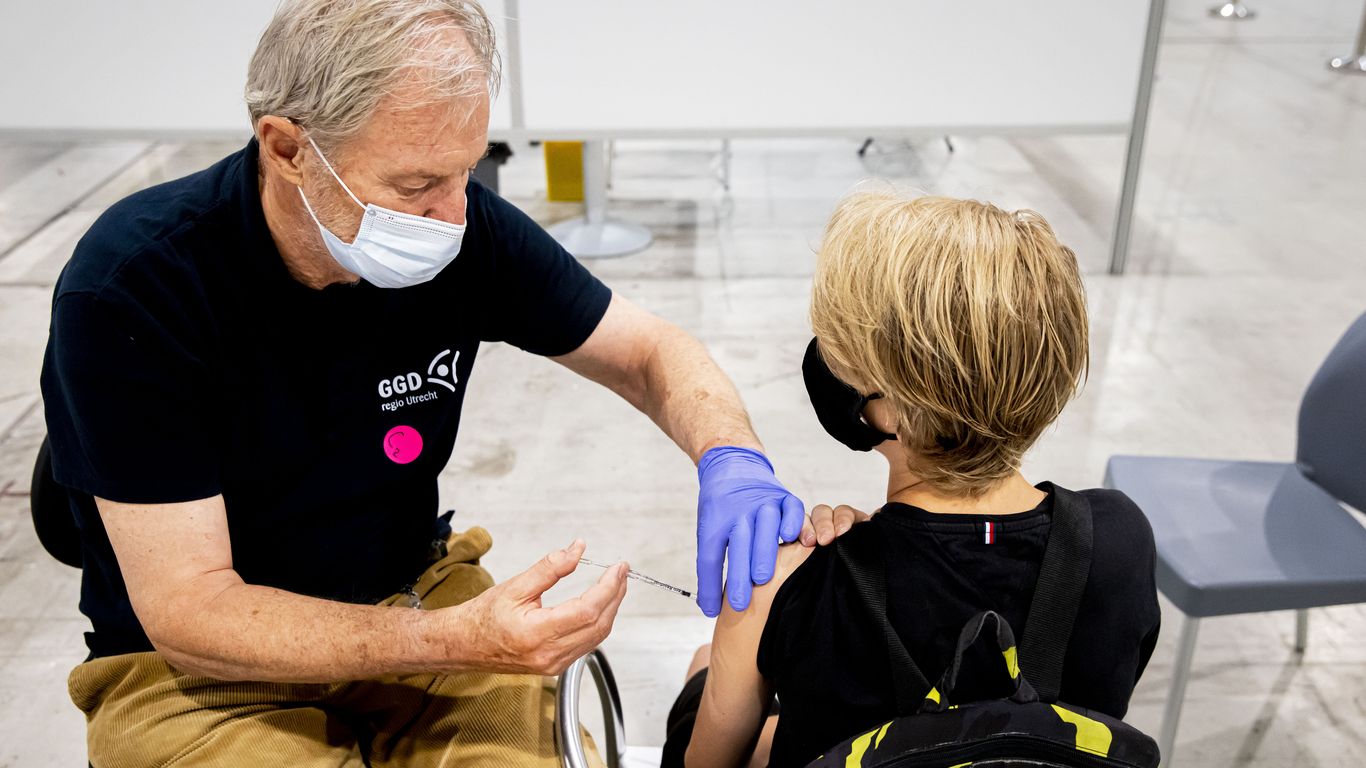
[811,503,837,546]
[834,505,857,535]
[506,539,586,602]
[778,494,805,543]
[799,515,818,547]
[834,504,870,535]
[726,518,754,612]
[524,563,629,674]
[696,528,726,618]
[807,504,870,544]
[752,503,781,585]
[536,560,629,637]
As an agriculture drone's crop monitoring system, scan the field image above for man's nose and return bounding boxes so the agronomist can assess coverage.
[424,190,466,226]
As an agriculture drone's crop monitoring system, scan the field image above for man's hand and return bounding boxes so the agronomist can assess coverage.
[443,539,629,675]
[696,446,804,617]
[799,504,872,547]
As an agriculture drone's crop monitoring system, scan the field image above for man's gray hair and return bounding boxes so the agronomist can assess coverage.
[245,0,500,151]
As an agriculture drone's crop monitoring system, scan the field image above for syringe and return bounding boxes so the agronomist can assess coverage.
[578,557,693,599]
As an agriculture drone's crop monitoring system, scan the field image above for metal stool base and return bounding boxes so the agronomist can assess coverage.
[1329,54,1366,73]
[547,218,653,259]
[1209,2,1255,19]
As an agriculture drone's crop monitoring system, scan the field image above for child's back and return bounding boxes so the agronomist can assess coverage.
[758,486,1159,767]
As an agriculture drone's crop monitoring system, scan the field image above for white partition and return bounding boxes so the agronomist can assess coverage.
[2,1,1145,139]
[501,0,1151,139]
[0,0,513,138]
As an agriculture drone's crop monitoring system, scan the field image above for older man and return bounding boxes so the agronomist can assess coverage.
[39,1,806,764]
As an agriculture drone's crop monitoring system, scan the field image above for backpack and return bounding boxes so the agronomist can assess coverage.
[805,487,1160,768]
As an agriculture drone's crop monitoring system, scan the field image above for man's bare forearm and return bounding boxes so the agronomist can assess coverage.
[639,325,763,463]
[148,572,461,683]
[101,495,624,683]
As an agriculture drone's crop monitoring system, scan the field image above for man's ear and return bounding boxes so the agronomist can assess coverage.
[256,116,306,187]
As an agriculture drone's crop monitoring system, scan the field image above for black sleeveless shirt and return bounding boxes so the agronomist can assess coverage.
[755,484,1160,768]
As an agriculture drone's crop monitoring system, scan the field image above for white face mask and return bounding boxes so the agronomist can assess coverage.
[297,135,466,289]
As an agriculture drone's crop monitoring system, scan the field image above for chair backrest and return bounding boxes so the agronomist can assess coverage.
[1297,311,1366,513]
[30,435,82,568]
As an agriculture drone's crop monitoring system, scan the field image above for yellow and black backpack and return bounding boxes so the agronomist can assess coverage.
[808,488,1160,768]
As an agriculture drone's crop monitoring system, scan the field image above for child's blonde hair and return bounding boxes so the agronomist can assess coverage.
[810,192,1089,496]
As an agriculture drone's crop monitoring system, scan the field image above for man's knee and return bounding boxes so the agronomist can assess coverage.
[86,692,364,768]
[73,654,363,768]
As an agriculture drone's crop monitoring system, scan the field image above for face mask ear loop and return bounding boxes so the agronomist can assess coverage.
[304,134,366,211]
[859,392,899,444]
[296,187,324,227]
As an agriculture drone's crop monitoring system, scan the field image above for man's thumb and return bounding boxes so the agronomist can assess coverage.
[506,539,585,601]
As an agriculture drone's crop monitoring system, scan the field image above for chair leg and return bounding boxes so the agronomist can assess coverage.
[718,139,732,191]
[1160,614,1201,767]
[1294,609,1309,654]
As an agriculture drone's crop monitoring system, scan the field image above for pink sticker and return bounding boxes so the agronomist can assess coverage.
[383,425,423,465]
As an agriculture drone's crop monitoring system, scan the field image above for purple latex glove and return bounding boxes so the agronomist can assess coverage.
[696,446,805,617]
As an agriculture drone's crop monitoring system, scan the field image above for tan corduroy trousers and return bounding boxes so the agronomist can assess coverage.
[68,527,602,768]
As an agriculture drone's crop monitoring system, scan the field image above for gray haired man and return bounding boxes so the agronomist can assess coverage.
[40,0,806,764]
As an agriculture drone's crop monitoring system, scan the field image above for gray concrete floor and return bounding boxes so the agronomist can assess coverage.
[3,0,1366,765]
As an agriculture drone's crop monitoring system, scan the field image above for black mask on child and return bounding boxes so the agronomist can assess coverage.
[802,337,896,452]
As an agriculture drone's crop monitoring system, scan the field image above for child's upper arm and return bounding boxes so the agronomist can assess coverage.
[685,543,815,768]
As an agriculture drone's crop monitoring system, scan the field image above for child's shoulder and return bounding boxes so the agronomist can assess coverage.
[1066,486,1158,584]
[775,538,818,575]
[753,541,820,608]
[753,531,863,618]
[773,517,890,578]
[760,520,887,605]
[1072,486,1154,541]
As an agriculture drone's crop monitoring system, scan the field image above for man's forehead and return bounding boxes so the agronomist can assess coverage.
[346,90,490,171]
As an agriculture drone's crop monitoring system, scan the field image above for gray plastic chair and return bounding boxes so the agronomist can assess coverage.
[1105,311,1366,767]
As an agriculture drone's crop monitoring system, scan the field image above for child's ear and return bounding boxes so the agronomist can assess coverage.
[862,397,900,438]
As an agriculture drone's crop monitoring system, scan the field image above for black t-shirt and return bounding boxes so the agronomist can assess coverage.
[40,140,612,659]
[756,484,1160,768]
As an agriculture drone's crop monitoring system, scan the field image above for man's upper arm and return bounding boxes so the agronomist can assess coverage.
[42,283,228,645]
[42,289,220,503]
[474,187,612,356]
[96,494,240,644]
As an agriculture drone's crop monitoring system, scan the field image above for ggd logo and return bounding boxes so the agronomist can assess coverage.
[377,349,459,398]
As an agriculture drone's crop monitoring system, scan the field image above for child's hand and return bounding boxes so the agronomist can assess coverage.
[800,504,871,546]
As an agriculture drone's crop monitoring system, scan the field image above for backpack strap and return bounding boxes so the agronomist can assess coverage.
[838,537,931,716]
[1018,484,1094,703]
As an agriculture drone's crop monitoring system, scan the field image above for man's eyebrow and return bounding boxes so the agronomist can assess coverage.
[385,170,445,181]
[388,150,488,178]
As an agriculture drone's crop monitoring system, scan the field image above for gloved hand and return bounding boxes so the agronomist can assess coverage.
[696,446,805,617]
